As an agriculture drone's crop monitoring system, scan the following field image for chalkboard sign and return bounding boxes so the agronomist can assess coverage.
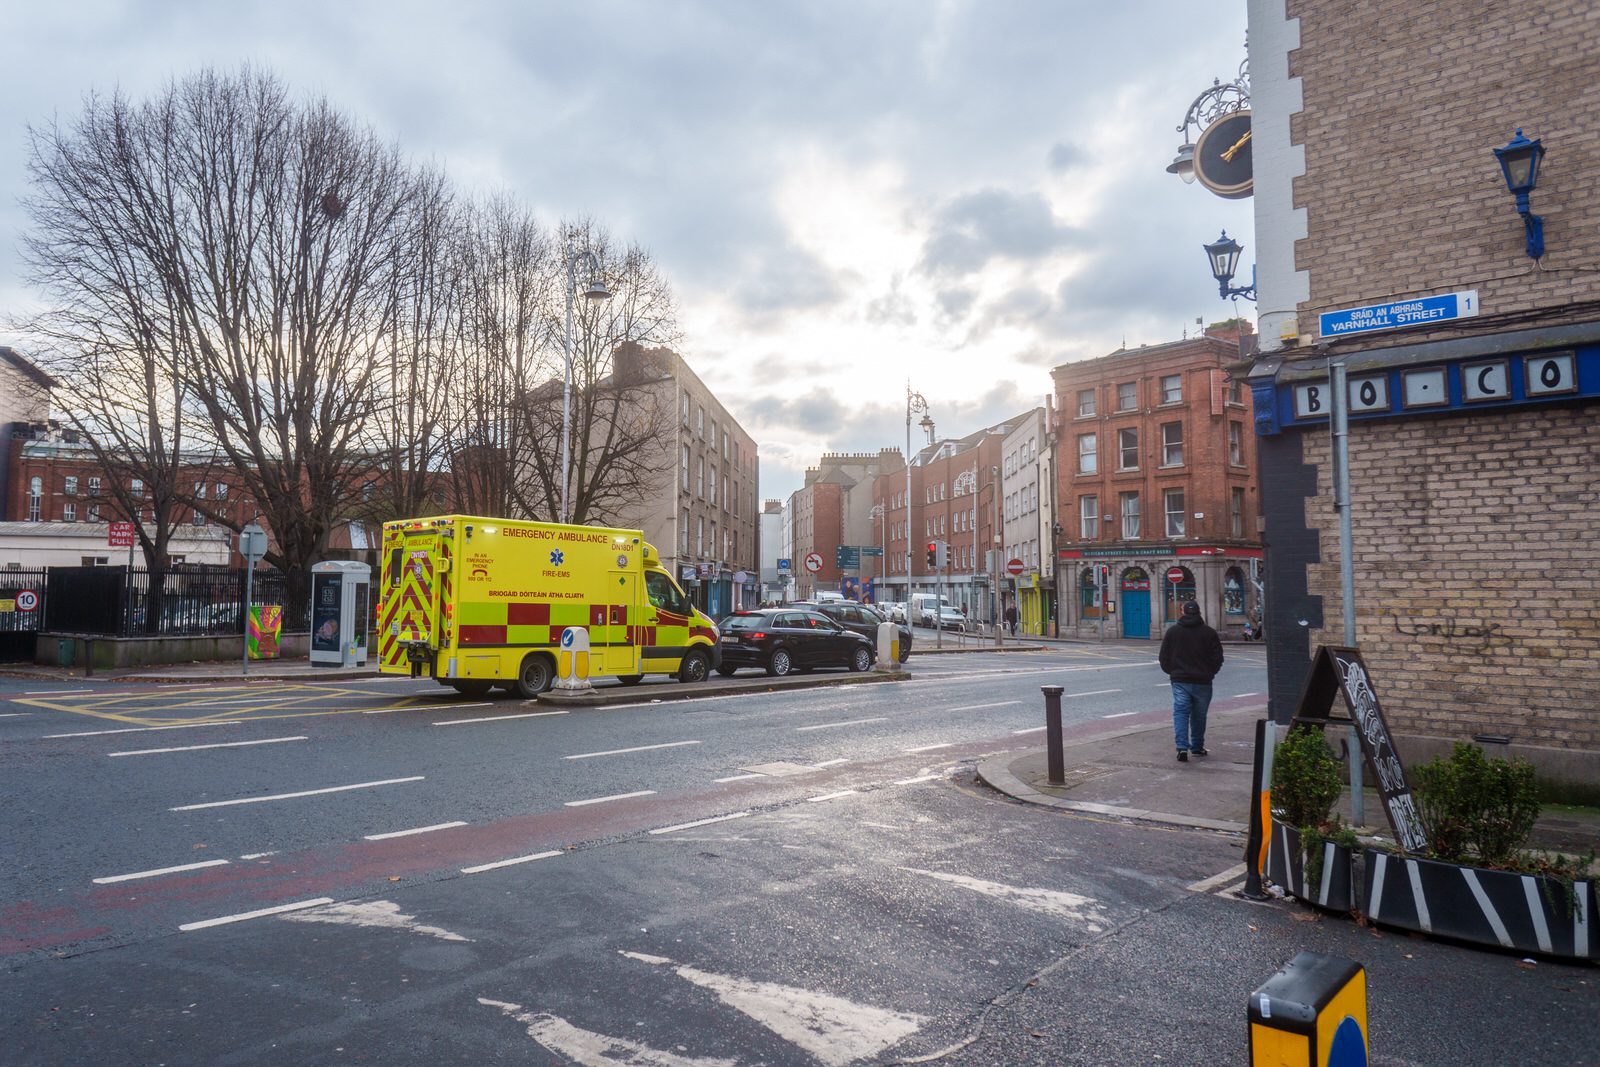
[1291,645,1429,852]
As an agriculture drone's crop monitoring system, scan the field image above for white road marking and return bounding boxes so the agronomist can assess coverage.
[795,717,888,732]
[713,773,763,783]
[179,897,334,932]
[904,742,953,753]
[93,859,231,884]
[239,851,277,860]
[649,812,752,835]
[602,693,751,711]
[1102,711,1138,719]
[461,850,563,875]
[169,776,425,811]
[1069,689,1123,698]
[898,867,1107,931]
[1187,864,1249,893]
[23,689,96,695]
[565,789,656,807]
[0,712,31,718]
[945,700,1021,712]
[432,709,567,726]
[619,951,926,1067]
[1011,726,1046,734]
[564,740,701,760]
[480,999,736,1067]
[45,721,243,739]
[365,701,494,715]
[364,821,469,841]
[282,899,471,942]
[109,736,307,757]
[1233,691,1262,697]
[812,757,850,768]
[807,790,858,803]
[894,774,942,785]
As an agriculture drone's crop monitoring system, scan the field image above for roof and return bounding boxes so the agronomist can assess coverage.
[0,347,59,390]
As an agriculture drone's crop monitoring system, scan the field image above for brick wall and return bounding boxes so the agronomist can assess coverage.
[1288,0,1600,346]
[1298,405,1600,753]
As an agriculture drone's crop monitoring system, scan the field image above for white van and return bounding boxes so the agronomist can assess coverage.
[910,593,951,627]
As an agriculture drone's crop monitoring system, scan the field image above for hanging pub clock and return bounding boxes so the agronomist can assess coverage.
[1192,108,1253,199]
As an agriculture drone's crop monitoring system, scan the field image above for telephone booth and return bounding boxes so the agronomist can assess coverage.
[309,561,372,668]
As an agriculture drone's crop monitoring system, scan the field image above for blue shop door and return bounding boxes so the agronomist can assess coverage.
[1121,587,1151,639]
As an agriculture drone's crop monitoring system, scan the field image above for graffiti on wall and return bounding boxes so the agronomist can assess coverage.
[1388,613,1502,654]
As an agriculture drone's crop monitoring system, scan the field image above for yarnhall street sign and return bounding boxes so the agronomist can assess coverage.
[1318,290,1478,339]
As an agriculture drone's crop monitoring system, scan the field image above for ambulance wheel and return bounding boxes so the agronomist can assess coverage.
[450,680,494,698]
[678,649,711,684]
[616,674,644,686]
[514,654,555,698]
[849,647,873,673]
[766,648,793,677]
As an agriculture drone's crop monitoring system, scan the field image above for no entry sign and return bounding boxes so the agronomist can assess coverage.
[1166,567,1186,583]
[1006,558,1025,576]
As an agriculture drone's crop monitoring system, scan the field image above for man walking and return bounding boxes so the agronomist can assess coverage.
[1004,604,1018,636]
[1159,600,1224,762]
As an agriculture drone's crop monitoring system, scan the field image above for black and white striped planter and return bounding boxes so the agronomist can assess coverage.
[1363,851,1597,963]
[1266,822,1356,912]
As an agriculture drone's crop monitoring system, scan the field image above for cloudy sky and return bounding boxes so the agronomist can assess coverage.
[0,0,1252,503]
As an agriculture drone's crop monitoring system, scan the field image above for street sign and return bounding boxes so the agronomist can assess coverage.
[860,546,884,557]
[108,521,135,548]
[777,558,791,572]
[239,523,268,562]
[1166,567,1187,583]
[1318,289,1478,339]
[16,589,39,612]
[1006,558,1025,576]
[802,551,823,574]
[834,545,861,570]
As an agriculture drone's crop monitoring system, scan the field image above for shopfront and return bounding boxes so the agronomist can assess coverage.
[1057,545,1262,640]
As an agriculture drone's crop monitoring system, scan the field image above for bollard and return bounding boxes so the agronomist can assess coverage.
[1240,717,1274,901]
[874,620,901,673]
[1041,685,1065,785]
[1249,952,1367,1066]
[555,627,595,693]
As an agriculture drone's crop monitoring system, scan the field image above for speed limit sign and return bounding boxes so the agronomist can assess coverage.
[15,589,38,612]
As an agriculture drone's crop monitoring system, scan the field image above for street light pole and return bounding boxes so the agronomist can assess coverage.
[560,236,613,525]
[905,383,930,614]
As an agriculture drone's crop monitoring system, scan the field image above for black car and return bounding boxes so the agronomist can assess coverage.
[716,607,876,677]
[795,600,912,663]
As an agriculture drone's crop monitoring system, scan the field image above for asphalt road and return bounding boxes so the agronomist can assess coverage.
[3,643,1594,1064]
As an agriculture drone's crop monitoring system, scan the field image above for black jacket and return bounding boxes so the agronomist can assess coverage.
[1159,615,1224,683]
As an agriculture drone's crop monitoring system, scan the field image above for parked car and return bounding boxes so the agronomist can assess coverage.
[796,600,912,663]
[879,601,908,624]
[716,607,876,677]
[934,605,967,631]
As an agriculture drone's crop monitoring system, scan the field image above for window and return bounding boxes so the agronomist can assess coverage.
[1116,382,1137,411]
[1161,422,1184,466]
[1160,374,1183,404]
[80,556,109,567]
[1120,492,1141,539]
[697,457,705,498]
[1077,433,1098,474]
[64,503,77,522]
[696,405,704,436]
[1080,495,1099,539]
[27,477,41,523]
[680,511,690,553]
[193,481,206,500]
[1164,489,1186,537]
[87,477,101,496]
[1076,388,1096,417]
[1229,421,1244,465]
[216,483,228,501]
[1231,487,1246,539]
[708,465,717,506]
[87,504,100,522]
[1224,566,1246,615]
[131,478,144,498]
[681,446,690,490]
[192,509,206,526]
[362,481,374,502]
[710,521,717,557]
[681,393,690,427]
[64,476,78,496]
[1229,378,1243,404]
[1117,428,1139,471]
[696,516,704,555]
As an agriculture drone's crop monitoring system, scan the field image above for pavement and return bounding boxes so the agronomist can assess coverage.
[978,702,1600,857]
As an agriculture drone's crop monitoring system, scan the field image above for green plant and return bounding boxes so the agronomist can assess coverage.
[1271,725,1343,829]
[1411,742,1540,866]
[1301,821,1361,894]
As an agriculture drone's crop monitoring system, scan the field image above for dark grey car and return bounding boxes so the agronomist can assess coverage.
[796,601,913,663]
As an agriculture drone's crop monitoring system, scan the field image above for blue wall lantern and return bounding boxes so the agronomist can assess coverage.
[1204,230,1257,301]
[1493,128,1545,259]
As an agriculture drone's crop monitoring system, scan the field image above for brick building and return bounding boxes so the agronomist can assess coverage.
[1244,0,1600,793]
[1051,323,1262,639]
[787,451,897,601]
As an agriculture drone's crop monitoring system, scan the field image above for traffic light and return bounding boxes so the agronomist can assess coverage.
[926,541,938,567]
[935,540,949,569]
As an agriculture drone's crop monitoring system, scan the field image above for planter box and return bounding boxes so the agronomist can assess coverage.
[1363,851,1597,963]
[1267,822,1356,912]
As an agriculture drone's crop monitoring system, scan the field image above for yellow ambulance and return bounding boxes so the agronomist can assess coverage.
[377,515,721,697]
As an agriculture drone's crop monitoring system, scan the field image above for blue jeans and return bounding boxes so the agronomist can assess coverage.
[1172,682,1213,752]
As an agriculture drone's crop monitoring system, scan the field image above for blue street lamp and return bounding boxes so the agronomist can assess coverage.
[1493,128,1545,260]
[1203,230,1257,301]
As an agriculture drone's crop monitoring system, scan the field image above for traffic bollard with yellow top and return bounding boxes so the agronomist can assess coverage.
[873,620,901,673]
[1249,952,1368,1066]
[555,627,595,693]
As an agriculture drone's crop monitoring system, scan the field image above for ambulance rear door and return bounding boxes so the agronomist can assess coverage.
[382,523,448,673]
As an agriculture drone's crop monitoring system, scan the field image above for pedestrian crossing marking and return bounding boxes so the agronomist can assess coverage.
[480,1000,735,1067]
[898,867,1107,932]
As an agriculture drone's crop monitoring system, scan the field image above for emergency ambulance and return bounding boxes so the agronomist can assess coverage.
[378,515,720,697]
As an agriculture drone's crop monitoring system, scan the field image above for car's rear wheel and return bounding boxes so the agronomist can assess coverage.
[715,664,737,677]
[678,648,711,684]
[766,648,793,677]
[513,653,554,698]
[897,644,911,663]
[450,680,494,699]
[849,647,872,672]
[616,674,644,686]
